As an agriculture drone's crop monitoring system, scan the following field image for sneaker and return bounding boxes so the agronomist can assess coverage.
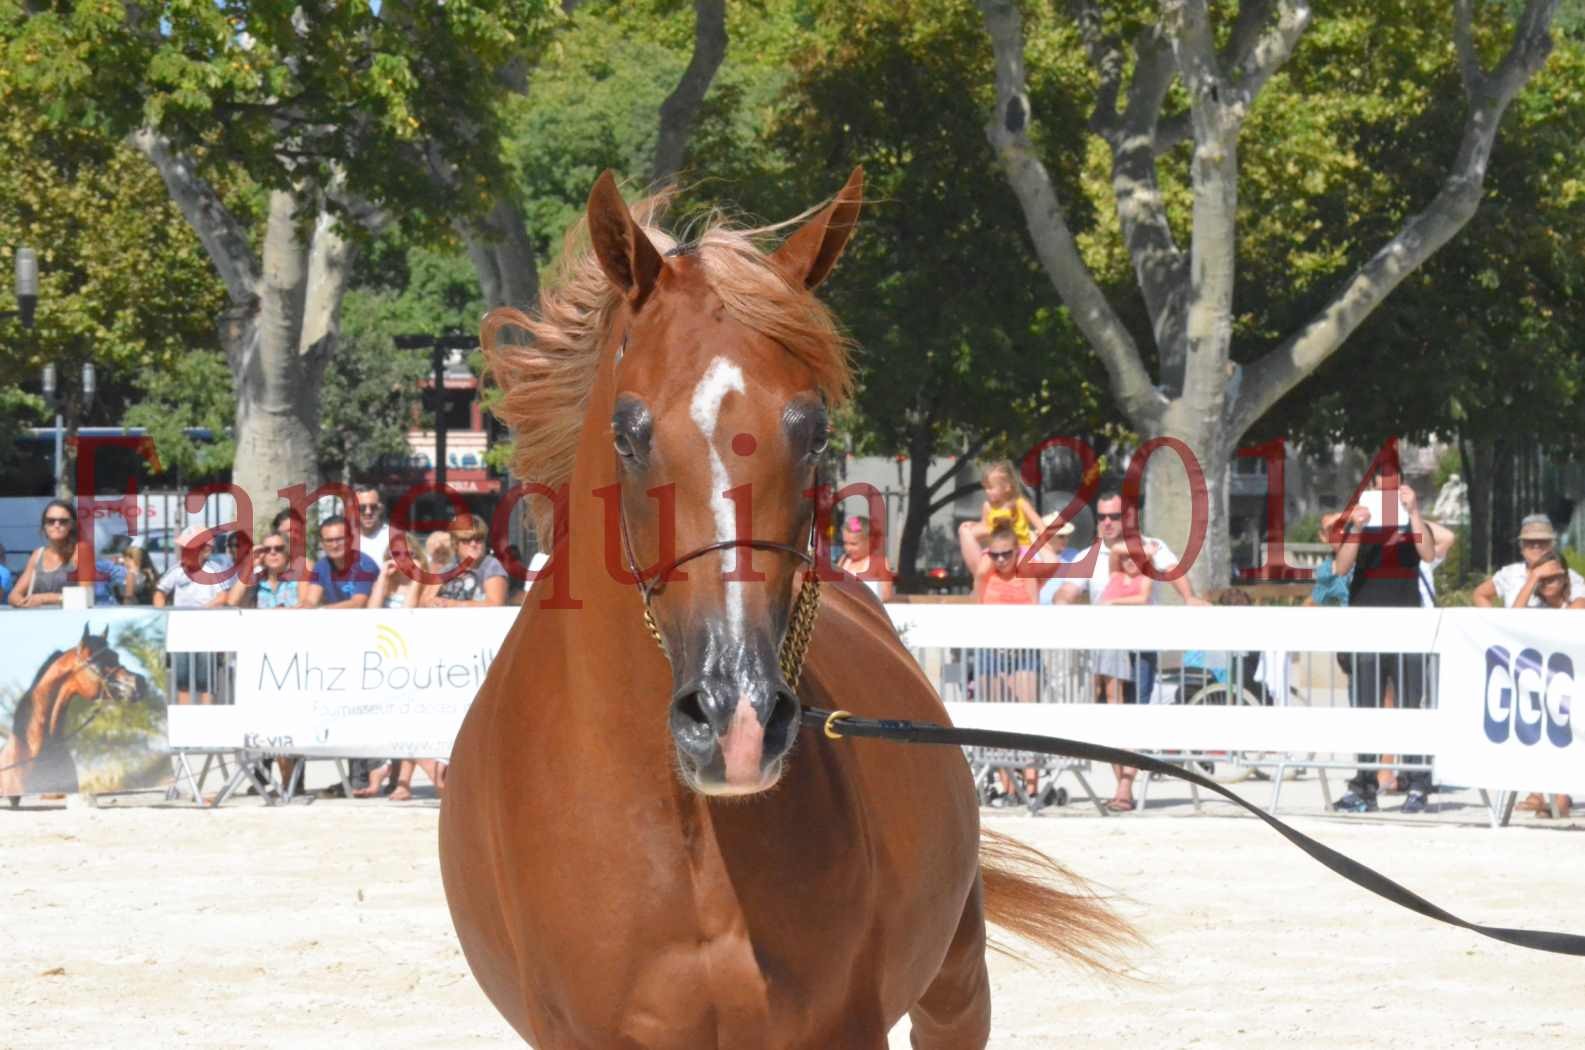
[1401,790,1429,814]
[1332,791,1378,813]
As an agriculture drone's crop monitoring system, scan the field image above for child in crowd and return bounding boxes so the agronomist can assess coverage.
[971,460,1044,553]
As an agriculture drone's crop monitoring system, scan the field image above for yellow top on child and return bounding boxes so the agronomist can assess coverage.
[976,460,1043,548]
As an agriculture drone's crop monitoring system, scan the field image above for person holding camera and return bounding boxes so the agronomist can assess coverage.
[1329,462,1438,814]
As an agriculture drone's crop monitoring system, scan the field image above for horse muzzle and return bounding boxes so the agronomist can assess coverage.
[669,678,800,796]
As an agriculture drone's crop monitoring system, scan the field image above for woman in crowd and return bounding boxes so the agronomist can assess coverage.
[227,531,301,608]
[1511,550,1579,819]
[421,516,508,607]
[8,500,124,607]
[120,545,161,606]
[836,514,894,601]
[368,531,435,610]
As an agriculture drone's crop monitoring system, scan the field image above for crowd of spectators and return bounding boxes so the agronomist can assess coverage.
[942,458,1579,816]
[7,469,1579,815]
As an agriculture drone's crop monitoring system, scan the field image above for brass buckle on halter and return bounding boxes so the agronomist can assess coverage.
[823,710,851,740]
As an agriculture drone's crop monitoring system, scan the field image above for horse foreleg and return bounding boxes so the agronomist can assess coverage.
[906,875,991,1050]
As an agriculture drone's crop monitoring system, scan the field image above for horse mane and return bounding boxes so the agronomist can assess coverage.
[9,647,69,737]
[481,191,856,540]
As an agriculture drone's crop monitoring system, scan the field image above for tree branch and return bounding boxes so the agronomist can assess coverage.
[127,127,260,305]
[1454,0,1486,95]
[1229,0,1558,440]
[1066,0,1125,140]
[1230,1,1312,107]
[651,0,728,185]
[978,0,1166,428]
[1113,22,1190,389]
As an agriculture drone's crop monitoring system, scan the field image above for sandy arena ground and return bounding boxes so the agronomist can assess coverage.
[3,772,1580,1049]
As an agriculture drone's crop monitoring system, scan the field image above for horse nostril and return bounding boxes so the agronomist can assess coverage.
[669,690,715,759]
[763,687,799,759]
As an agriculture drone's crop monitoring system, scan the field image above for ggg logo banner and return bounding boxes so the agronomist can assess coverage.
[1436,610,1580,795]
[1483,647,1572,748]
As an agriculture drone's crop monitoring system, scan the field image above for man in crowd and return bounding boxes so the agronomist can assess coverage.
[1472,514,1585,607]
[0,542,12,605]
[1329,463,1439,814]
[303,515,379,609]
[353,484,391,565]
[1050,491,1210,699]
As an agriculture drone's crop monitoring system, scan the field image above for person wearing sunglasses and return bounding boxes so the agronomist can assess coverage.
[227,532,301,609]
[352,484,390,565]
[1472,515,1585,608]
[422,515,508,607]
[9,500,127,608]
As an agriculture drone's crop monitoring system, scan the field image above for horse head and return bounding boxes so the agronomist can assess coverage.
[46,624,150,737]
[575,169,864,796]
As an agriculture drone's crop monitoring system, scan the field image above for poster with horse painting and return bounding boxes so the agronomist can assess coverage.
[0,611,169,802]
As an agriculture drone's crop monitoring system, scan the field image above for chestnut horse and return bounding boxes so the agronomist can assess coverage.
[1,623,149,801]
[440,171,1128,1048]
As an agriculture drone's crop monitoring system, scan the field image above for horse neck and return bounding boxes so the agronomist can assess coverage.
[15,661,73,756]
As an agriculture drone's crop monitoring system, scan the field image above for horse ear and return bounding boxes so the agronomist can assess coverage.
[586,170,665,310]
[100,624,111,641]
[772,166,865,291]
[80,623,92,644]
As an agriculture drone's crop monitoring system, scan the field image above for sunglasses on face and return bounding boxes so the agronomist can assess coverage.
[1097,512,1123,522]
[358,504,381,514]
[987,549,1017,561]
[45,517,72,526]
[261,544,287,554]
[1522,539,1551,549]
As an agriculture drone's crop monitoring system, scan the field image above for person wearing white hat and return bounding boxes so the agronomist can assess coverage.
[155,523,232,705]
[1472,514,1585,608]
[153,524,233,610]
[1035,511,1079,605]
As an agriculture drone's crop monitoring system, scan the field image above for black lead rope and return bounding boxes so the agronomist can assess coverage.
[801,707,1585,958]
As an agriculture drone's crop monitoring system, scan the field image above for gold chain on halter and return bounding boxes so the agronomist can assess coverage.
[779,571,821,688]
[641,569,821,689]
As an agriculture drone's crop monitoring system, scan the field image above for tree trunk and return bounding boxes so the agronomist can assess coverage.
[978,1,1558,590]
[651,0,727,186]
[895,425,938,593]
[1491,437,1515,568]
[1140,405,1229,598]
[1462,436,1493,575]
[226,190,348,535]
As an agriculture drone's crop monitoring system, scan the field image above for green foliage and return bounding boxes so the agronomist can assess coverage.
[2,1,564,238]
[1250,9,1585,459]
[0,383,45,475]
[750,0,1113,464]
[122,350,236,480]
[326,241,484,482]
[1286,513,1322,545]
[0,104,227,420]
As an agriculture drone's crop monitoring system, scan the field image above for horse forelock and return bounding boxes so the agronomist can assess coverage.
[481,192,854,540]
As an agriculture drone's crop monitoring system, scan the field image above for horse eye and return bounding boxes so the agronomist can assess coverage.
[809,420,830,457]
[614,432,636,459]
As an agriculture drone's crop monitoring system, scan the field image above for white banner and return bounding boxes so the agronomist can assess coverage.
[228,609,516,758]
[1433,609,1581,795]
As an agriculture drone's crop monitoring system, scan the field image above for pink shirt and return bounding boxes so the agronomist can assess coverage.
[1100,572,1147,604]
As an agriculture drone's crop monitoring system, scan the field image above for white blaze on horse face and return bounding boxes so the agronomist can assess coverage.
[689,357,748,630]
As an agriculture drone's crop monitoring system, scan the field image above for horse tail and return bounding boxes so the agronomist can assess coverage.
[978,827,1138,973]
